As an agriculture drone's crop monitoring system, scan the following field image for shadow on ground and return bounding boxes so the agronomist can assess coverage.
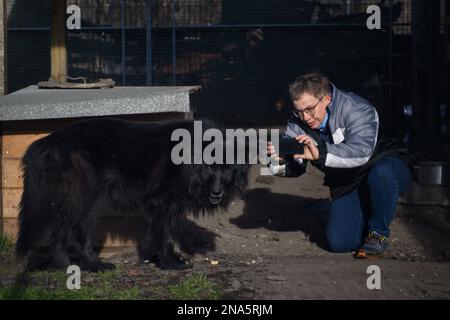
[230,188,330,250]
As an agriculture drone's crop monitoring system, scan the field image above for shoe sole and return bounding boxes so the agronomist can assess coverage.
[354,250,388,260]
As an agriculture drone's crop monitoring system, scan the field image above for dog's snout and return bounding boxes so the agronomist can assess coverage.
[211,190,223,197]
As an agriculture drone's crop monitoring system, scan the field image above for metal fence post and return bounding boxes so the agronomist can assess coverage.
[146,0,152,86]
[388,0,393,136]
[171,0,176,85]
[121,0,126,85]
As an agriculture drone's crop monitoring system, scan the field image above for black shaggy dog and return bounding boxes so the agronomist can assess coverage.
[16,118,249,271]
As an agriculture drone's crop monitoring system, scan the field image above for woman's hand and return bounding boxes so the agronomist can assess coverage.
[293,135,319,161]
[267,141,284,161]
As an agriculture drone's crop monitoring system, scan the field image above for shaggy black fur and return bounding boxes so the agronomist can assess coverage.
[16,118,249,271]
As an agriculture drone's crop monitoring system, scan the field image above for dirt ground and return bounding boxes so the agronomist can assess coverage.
[100,164,450,300]
[2,164,450,300]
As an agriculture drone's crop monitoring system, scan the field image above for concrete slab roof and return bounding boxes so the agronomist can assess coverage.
[0,85,200,121]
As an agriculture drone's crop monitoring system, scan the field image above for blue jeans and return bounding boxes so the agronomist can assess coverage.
[326,156,412,252]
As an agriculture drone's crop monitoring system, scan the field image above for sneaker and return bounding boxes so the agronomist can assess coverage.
[355,231,389,259]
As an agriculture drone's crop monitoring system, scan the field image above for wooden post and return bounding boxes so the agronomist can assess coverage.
[51,0,67,82]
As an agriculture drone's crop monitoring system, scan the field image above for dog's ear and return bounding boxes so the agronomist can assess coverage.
[233,164,250,191]
[187,165,203,197]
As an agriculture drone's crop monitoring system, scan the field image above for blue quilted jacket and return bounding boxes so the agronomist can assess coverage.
[270,84,410,199]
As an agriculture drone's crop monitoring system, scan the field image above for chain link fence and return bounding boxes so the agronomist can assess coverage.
[6,1,448,135]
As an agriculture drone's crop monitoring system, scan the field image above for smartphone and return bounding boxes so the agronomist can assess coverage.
[278,137,304,157]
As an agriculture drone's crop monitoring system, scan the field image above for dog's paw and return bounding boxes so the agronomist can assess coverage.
[149,252,192,270]
[160,258,193,270]
[98,262,117,271]
[82,261,116,272]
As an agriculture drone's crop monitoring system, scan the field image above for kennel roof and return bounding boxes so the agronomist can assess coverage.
[0,85,200,121]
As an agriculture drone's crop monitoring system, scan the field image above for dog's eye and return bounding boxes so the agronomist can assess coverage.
[200,166,213,180]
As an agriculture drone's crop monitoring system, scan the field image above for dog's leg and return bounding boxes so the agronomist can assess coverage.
[139,217,159,259]
[143,207,191,270]
[71,223,116,272]
[161,213,192,270]
[48,223,71,271]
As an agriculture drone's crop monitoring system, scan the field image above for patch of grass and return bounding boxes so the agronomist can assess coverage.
[32,270,68,283]
[0,234,14,259]
[97,267,122,283]
[109,287,142,300]
[94,267,123,298]
[0,286,142,300]
[0,241,222,300]
[0,235,15,273]
[0,265,143,300]
[168,274,221,300]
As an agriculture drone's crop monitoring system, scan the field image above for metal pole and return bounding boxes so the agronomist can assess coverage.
[387,0,393,137]
[446,0,450,143]
[146,0,152,86]
[121,0,126,85]
[346,0,351,15]
[171,0,176,85]
[430,0,442,138]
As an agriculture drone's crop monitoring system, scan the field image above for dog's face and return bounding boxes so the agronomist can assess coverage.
[189,164,249,209]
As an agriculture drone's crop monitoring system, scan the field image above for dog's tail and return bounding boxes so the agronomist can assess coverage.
[16,138,56,257]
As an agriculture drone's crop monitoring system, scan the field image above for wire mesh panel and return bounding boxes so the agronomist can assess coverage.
[6,0,51,93]
[7,30,51,93]
[5,0,449,134]
[67,30,124,84]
